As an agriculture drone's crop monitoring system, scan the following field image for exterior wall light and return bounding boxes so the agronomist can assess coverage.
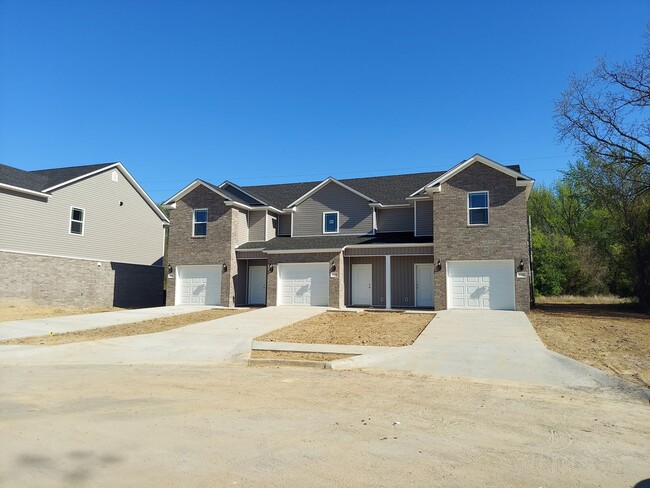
[436,258,442,271]
[167,265,173,274]
[519,259,525,271]
[268,264,274,272]
[222,263,228,272]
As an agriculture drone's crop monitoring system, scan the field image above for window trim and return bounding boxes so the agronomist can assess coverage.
[69,206,85,236]
[322,211,340,234]
[192,208,208,237]
[467,191,489,226]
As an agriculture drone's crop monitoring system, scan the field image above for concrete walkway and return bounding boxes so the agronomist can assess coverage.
[331,310,631,390]
[0,307,326,364]
[0,305,216,341]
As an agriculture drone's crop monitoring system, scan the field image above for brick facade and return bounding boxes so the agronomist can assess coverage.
[431,162,530,310]
[166,185,239,306]
[0,251,164,308]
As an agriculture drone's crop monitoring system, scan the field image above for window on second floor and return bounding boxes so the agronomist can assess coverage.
[193,209,208,237]
[323,211,339,234]
[70,207,85,235]
[468,191,489,225]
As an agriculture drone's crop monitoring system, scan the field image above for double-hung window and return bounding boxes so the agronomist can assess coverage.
[70,207,85,235]
[193,209,208,237]
[468,191,489,225]
[323,211,339,234]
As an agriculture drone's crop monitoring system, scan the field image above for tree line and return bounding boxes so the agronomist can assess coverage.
[530,27,649,310]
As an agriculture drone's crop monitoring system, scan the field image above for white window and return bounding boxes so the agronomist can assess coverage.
[468,191,489,225]
[323,211,339,234]
[70,207,85,235]
[193,209,208,237]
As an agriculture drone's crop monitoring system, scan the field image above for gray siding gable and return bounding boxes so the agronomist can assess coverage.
[293,182,373,236]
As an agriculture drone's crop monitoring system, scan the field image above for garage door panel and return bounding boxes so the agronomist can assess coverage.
[447,260,514,310]
[278,263,329,306]
[176,265,221,306]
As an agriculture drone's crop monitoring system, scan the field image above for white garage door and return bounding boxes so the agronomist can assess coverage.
[176,265,221,306]
[447,260,515,310]
[278,263,329,306]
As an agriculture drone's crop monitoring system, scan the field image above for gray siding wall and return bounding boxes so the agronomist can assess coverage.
[344,256,387,308]
[248,210,266,241]
[344,246,433,256]
[0,168,164,265]
[376,207,414,233]
[293,183,373,236]
[415,200,433,236]
[267,212,278,239]
[236,250,266,259]
[0,250,164,308]
[432,162,531,311]
[278,214,291,235]
[391,255,435,308]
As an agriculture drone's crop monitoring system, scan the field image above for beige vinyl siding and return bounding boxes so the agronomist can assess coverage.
[293,182,373,236]
[267,212,278,239]
[344,246,433,256]
[278,214,291,235]
[376,207,414,233]
[390,255,435,307]
[248,210,266,241]
[0,168,164,265]
[233,208,249,245]
[415,200,433,236]
[344,256,387,307]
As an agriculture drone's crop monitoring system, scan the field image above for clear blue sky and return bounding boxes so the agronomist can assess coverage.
[1,1,648,203]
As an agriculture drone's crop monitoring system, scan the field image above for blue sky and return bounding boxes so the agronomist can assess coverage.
[1,1,648,203]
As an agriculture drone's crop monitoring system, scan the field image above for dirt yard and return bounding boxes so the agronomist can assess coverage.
[0,304,117,322]
[0,364,647,487]
[528,298,649,388]
[250,350,357,361]
[255,311,433,347]
[0,309,245,346]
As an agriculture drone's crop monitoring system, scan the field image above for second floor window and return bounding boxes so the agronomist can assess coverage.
[193,209,208,236]
[323,211,339,234]
[70,207,85,235]
[468,191,489,225]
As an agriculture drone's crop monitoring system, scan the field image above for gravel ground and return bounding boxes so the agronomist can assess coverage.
[0,364,647,488]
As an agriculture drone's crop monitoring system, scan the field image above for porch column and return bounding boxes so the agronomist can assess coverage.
[385,255,391,309]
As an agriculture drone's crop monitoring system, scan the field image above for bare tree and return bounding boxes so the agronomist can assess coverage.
[555,27,650,195]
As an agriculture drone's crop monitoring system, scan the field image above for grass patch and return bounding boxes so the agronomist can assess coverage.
[1,309,247,346]
[0,305,118,323]
[255,310,433,347]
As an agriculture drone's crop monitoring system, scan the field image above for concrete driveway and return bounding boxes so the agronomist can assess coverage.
[0,305,216,341]
[332,310,631,390]
[0,306,325,365]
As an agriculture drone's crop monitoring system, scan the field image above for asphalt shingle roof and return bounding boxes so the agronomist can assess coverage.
[0,162,116,192]
[237,232,433,251]
[239,164,523,208]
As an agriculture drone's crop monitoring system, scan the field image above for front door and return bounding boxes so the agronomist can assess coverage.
[351,263,372,306]
[415,263,435,307]
[248,265,267,305]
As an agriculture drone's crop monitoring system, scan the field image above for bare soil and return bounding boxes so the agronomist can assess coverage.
[0,364,647,487]
[255,311,433,346]
[0,309,246,346]
[528,299,649,387]
[250,350,357,361]
[0,304,117,322]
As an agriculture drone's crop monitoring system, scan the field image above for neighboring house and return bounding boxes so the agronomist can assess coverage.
[163,154,534,311]
[0,162,169,308]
